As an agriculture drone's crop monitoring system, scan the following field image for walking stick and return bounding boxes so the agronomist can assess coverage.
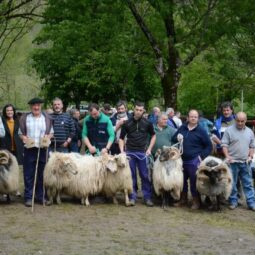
[31,144,41,213]
[43,146,49,207]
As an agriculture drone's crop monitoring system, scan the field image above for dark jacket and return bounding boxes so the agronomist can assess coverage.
[0,117,23,165]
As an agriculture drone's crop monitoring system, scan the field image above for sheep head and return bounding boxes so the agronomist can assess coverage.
[101,154,118,173]
[114,153,128,168]
[0,150,10,165]
[159,147,181,162]
[53,154,78,176]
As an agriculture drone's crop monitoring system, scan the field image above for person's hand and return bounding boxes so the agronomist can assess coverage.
[225,156,233,164]
[22,135,28,144]
[89,146,97,154]
[146,149,151,156]
[101,148,109,155]
[177,134,184,142]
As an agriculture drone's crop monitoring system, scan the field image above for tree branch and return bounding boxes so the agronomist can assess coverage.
[126,0,165,78]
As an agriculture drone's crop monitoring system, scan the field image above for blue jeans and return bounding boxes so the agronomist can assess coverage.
[69,141,80,153]
[127,151,152,201]
[229,162,255,208]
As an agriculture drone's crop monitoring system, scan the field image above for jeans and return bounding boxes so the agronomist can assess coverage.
[69,141,80,153]
[183,157,200,197]
[229,162,255,208]
[127,151,152,201]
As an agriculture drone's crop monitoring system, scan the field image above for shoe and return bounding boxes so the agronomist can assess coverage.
[191,197,200,210]
[144,199,154,207]
[25,200,32,207]
[228,204,237,210]
[174,192,188,207]
[129,199,136,206]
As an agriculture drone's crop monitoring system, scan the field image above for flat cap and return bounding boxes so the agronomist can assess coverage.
[28,97,44,105]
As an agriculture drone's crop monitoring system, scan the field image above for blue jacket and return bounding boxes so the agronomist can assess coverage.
[172,123,212,161]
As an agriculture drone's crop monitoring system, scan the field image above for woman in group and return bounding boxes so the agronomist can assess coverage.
[0,104,23,165]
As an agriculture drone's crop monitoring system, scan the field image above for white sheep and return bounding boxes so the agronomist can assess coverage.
[153,147,183,208]
[102,153,133,206]
[44,152,117,206]
[196,156,232,210]
[0,150,19,202]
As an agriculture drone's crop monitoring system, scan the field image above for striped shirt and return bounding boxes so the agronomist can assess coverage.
[51,112,75,146]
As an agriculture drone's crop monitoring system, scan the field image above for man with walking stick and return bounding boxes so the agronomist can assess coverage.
[19,98,53,207]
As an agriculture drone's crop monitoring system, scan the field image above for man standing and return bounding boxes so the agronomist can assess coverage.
[152,113,176,157]
[51,97,75,153]
[222,112,255,211]
[119,102,156,206]
[19,98,53,206]
[69,109,82,152]
[110,100,131,154]
[173,110,212,209]
[82,103,115,155]
[212,101,235,155]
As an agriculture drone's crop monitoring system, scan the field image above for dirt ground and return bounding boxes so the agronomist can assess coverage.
[0,173,255,255]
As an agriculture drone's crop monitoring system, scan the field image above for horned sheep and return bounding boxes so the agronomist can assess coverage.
[153,147,183,208]
[196,156,232,210]
[0,150,19,202]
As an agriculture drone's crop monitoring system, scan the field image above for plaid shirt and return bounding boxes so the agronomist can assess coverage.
[19,113,53,148]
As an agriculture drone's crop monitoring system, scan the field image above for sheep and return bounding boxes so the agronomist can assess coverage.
[102,153,133,206]
[196,156,232,211]
[0,150,19,203]
[44,152,117,206]
[153,146,183,208]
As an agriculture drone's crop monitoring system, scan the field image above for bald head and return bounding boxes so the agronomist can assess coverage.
[235,112,247,129]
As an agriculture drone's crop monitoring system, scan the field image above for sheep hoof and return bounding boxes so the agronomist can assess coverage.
[56,199,62,205]
[125,202,131,207]
[46,200,53,206]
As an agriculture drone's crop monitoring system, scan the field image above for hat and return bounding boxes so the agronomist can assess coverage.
[28,97,44,105]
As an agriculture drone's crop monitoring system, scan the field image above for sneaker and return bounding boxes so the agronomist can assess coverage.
[228,204,237,210]
[129,199,136,206]
[25,200,32,207]
[145,199,154,207]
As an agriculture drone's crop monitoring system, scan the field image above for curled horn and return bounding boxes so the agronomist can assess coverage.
[0,150,10,164]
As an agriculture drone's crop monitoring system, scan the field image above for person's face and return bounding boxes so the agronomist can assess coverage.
[222,107,233,118]
[6,106,14,119]
[154,108,160,116]
[90,108,100,119]
[188,110,199,125]
[235,115,246,129]
[31,103,42,116]
[117,105,126,114]
[158,116,168,128]
[53,100,63,113]
[103,109,111,116]
[168,111,174,118]
[74,111,80,120]
[134,105,144,119]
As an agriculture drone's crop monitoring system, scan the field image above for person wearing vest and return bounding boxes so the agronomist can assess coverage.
[82,103,115,155]
[19,98,53,207]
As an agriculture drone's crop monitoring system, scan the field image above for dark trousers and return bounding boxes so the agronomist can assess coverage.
[23,147,47,202]
[127,151,152,201]
[183,157,200,197]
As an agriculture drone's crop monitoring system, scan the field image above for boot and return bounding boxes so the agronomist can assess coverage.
[174,192,188,207]
[191,196,200,210]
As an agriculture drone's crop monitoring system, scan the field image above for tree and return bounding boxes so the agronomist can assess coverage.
[32,0,161,107]
[0,0,44,66]
[126,0,255,108]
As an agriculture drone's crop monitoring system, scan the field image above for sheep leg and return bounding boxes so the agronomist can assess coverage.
[81,197,85,205]
[85,196,90,207]
[56,191,62,205]
[124,189,131,207]
[162,192,166,210]
[6,194,11,203]
[46,188,54,206]
[113,195,119,205]
[216,195,221,211]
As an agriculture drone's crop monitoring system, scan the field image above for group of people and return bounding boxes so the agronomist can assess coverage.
[0,98,254,211]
